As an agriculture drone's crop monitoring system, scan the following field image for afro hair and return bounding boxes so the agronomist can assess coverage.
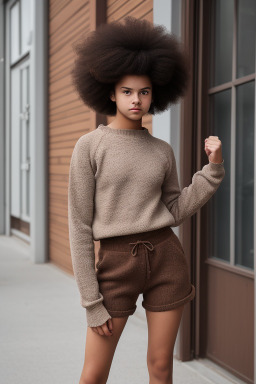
[70,16,190,116]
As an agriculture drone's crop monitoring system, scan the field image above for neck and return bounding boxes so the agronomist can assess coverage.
[109,113,143,130]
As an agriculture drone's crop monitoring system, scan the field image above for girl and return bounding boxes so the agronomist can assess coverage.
[68,17,225,384]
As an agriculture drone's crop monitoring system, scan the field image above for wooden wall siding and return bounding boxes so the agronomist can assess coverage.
[49,0,92,272]
[106,0,153,133]
[49,0,73,23]
[107,0,152,22]
[48,0,153,274]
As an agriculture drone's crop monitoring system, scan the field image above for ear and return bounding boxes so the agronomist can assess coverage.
[110,92,116,102]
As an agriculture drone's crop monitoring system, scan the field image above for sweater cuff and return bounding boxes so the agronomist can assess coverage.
[86,301,112,328]
[209,159,224,166]
[208,159,225,172]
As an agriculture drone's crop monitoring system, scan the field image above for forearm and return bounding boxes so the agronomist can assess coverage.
[161,144,225,227]
[170,161,225,226]
[68,136,111,327]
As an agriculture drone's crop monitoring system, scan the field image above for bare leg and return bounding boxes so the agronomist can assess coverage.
[79,316,129,384]
[146,305,184,384]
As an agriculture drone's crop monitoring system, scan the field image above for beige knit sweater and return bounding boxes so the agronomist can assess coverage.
[68,124,225,327]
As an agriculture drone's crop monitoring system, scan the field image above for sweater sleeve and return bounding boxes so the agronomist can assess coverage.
[68,136,112,327]
[161,144,225,227]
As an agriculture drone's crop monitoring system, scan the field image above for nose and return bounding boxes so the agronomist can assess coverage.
[132,93,141,105]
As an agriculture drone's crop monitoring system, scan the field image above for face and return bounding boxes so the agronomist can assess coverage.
[110,74,153,122]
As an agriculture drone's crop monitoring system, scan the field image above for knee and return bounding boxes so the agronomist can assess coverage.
[147,354,173,382]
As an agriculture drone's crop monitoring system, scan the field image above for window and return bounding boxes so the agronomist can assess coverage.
[208,0,255,270]
[10,0,31,64]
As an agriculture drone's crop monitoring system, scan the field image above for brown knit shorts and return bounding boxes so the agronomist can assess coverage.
[96,226,195,318]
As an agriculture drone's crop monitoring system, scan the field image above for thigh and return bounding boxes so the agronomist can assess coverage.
[142,231,195,311]
[96,247,142,317]
[80,316,129,383]
[146,306,184,364]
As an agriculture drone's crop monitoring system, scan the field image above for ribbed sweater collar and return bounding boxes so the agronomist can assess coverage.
[98,124,149,137]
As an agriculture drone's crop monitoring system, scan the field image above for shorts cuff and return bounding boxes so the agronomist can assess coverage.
[142,285,195,312]
[106,306,137,318]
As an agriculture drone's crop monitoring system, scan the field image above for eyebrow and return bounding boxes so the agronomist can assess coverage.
[120,86,151,90]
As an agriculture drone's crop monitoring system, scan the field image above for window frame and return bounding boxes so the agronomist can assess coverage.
[205,0,255,278]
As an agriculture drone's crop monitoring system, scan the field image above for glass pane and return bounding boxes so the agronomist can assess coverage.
[210,0,234,87]
[21,0,31,55]
[235,81,254,269]
[27,65,30,217]
[21,65,30,219]
[209,90,231,262]
[10,67,21,217]
[10,1,20,63]
[237,0,256,78]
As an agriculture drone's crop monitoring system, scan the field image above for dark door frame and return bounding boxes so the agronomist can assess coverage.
[178,0,198,361]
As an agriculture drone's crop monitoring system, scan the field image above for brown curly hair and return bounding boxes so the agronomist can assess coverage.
[70,16,190,116]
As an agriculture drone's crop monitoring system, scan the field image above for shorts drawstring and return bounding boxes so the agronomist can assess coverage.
[129,240,154,279]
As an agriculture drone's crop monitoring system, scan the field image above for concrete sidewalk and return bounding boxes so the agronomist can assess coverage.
[0,235,245,384]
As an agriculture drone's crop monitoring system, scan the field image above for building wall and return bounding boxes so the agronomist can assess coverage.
[106,0,153,133]
[48,0,91,272]
[48,0,153,273]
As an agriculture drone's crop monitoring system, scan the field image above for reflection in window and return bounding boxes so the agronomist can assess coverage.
[237,0,256,78]
[210,0,233,87]
[235,82,254,269]
[10,1,20,63]
[21,0,31,55]
[209,90,231,262]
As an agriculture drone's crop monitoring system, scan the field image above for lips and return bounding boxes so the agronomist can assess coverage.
[130,108,141,111]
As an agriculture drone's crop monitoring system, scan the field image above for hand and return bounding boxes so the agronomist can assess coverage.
[204,136,223,164]
[91,318,113,337]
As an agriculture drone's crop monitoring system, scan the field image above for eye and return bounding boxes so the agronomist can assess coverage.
[123,90,131,95]
[141,90,149,95]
